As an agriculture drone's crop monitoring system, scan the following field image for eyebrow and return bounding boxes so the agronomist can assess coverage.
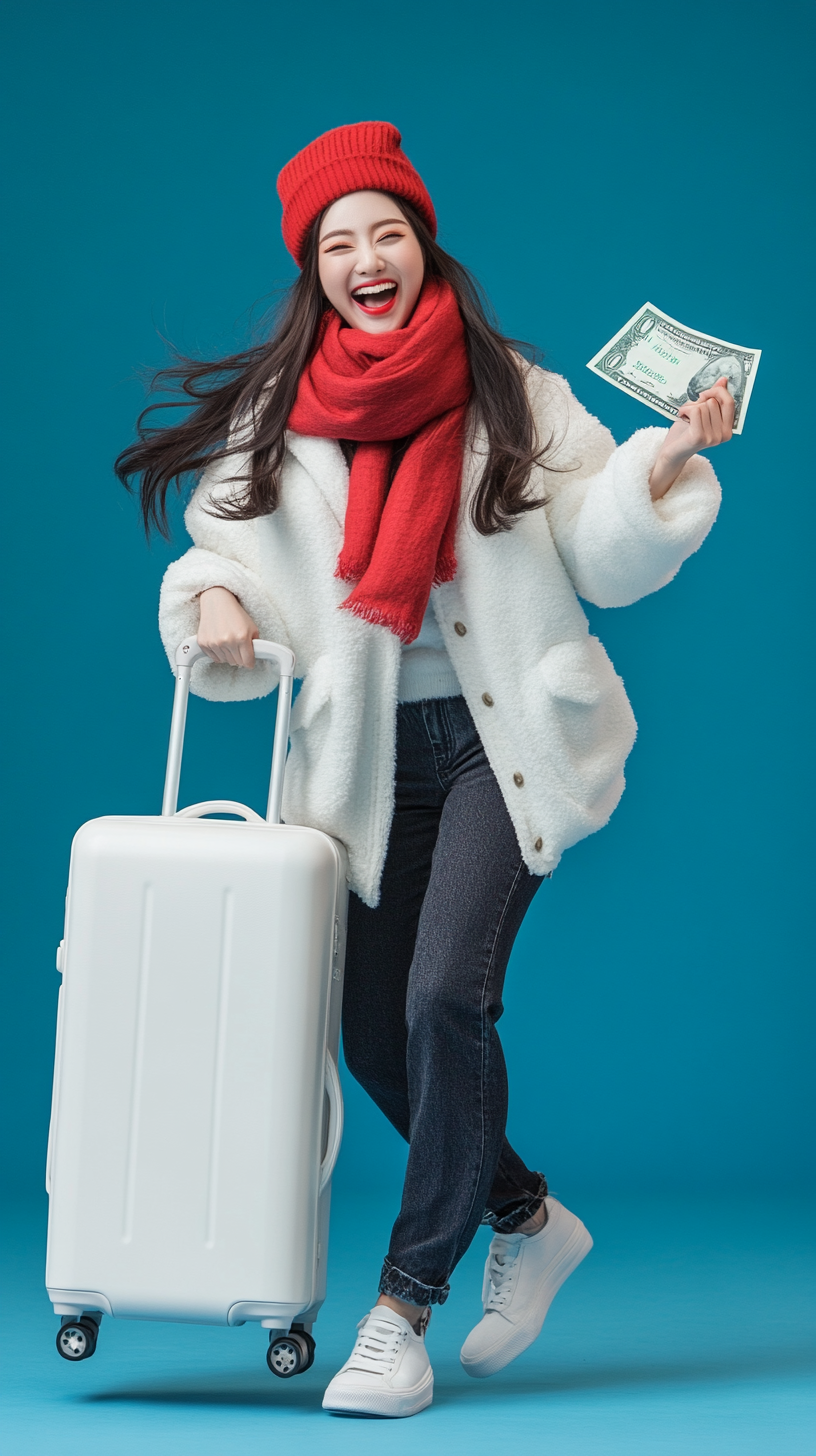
[320,218,408,241]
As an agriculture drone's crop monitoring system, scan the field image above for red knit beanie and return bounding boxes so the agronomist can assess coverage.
[277,122,437,266]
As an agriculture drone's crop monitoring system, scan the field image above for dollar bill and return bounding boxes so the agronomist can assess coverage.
[587,303,760,434]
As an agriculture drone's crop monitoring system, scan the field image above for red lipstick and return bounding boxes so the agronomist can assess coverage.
[351,279,399,315]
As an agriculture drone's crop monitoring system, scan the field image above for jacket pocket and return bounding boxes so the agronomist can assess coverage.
[289,653,333,733]
[535,637,637,804]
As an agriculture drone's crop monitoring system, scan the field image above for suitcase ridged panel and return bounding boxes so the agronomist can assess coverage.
[46,815,346,1325]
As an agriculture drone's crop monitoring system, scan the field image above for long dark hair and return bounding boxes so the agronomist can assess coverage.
[115,196,551,537]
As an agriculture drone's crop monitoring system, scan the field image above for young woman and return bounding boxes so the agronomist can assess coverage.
[117,122,733,1418]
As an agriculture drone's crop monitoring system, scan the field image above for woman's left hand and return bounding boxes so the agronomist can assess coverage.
[648,376,735,501]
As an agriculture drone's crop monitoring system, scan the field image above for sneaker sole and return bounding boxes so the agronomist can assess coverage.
[323,1369,434,1418]
[461,1218,593,1378]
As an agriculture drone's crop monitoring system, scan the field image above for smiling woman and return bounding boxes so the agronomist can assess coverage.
[115,120,733,1421]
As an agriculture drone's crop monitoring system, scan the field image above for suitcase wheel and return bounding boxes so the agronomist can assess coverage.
[296,1329,316,1372]
[56,1316,99,1362]
[266,1329,315,1378]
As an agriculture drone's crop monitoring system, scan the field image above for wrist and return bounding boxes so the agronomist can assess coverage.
[198,585,234,599]
[649,445,692,502]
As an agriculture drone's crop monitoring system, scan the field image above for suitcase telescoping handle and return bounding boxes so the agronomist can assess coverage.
[162,638,297,824]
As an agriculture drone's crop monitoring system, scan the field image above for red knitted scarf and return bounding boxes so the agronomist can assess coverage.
[288,279,472,643]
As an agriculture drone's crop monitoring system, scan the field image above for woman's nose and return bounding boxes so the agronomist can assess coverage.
[355,240,382,274]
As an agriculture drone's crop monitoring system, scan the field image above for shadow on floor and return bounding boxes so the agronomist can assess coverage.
[82,1344,816,1409]
[432,1346,816,1403]
[85,1375,323,1410]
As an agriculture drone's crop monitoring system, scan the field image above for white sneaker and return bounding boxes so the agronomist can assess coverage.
[322,1306,434,1417]
[460,1196,592,1378]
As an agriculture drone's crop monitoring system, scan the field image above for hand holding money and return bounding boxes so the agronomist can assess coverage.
[586,302,761,499]
[648,375,735,501]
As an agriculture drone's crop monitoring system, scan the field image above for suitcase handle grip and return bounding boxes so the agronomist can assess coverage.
[319,1054,343,1195]
[174,801,266,822]
[162,638,297,824]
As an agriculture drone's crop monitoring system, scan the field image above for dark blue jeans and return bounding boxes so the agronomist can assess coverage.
[342,696,547,1307]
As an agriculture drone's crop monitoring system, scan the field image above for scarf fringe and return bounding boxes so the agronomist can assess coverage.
[338,555,457,589]
[433,555,457,586]
[340,596,418,645]
[335,560,363,585]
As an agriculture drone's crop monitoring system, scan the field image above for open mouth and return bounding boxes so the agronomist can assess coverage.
[351,280,399,314]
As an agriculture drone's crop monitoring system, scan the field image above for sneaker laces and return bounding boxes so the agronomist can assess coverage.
[485,1235,522,1312]
[346,1314,409,1375]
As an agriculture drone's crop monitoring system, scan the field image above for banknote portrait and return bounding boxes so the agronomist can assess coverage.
[687,354,745,404]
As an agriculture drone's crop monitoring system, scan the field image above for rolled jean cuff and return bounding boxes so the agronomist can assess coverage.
[379,1257,450,1307]
[481,1171,548,1234]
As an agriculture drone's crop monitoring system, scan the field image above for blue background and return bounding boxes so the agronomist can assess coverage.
[3,0,813,1201]
[2,2,814,1450]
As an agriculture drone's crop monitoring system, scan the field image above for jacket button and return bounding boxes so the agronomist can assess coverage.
[534,837,543,852]
[482,692,494,707]
[454,621,467,636]
[513,772,524,787]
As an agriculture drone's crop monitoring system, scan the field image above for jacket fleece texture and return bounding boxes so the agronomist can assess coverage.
[159,365,721,906]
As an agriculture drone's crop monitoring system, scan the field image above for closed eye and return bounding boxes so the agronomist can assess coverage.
[321,229,407,256]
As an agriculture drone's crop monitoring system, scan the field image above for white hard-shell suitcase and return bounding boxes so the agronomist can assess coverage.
[45,638,348,1378]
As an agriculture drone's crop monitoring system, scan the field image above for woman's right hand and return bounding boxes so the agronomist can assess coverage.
[197,586,259,668]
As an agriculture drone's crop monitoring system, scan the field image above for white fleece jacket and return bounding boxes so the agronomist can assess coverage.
[159,366,721,905]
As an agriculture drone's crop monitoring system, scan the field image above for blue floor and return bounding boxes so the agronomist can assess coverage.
[2,1190,814,1455]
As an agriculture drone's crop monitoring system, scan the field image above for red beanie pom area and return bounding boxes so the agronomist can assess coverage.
[277,122,436,266]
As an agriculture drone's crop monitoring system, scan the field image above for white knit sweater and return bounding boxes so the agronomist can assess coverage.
[159,365,721,905]
[398,603,461,701]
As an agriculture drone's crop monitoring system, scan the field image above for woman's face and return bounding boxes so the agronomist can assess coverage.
[317,190,425,333]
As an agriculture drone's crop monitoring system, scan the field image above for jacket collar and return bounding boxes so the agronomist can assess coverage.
[286,415,485,531]
[285,431,349,527]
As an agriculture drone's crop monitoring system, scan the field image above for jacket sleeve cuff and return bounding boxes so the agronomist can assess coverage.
[565,426,723,607]
[159,547,290,702]
[609,426,722,556]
